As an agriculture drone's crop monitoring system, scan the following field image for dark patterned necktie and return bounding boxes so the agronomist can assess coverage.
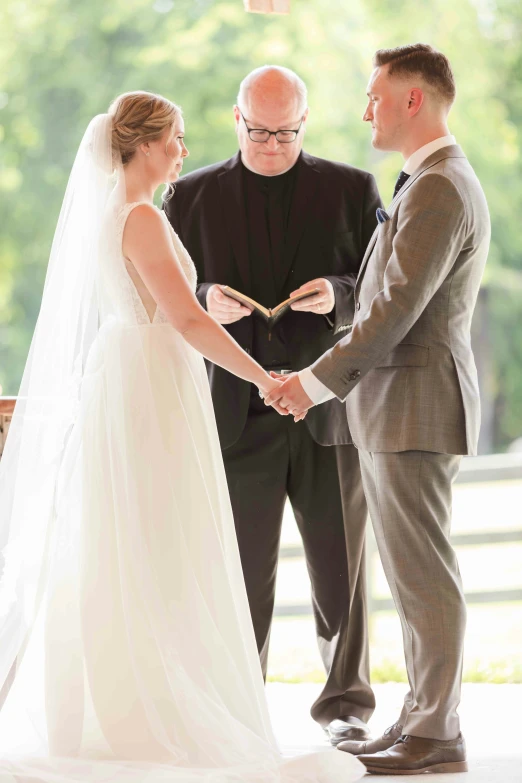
[393,170,411,198]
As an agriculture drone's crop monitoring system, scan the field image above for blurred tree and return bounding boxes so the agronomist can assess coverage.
[1,0,521,449]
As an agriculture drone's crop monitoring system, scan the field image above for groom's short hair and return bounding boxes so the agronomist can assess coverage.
[373,43,456,106]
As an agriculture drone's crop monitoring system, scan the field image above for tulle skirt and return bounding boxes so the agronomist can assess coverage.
[0,319,363,783]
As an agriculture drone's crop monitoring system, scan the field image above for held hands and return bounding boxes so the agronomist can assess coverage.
[256,373,304,422]
[290,278,335,315]
[257,374,310,422]
[264,372,314,421]
[207,284,252,324]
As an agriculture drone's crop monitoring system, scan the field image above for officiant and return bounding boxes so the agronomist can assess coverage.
[164,65,381,743]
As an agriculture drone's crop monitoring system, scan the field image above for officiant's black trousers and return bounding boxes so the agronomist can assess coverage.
[222,388,375,726]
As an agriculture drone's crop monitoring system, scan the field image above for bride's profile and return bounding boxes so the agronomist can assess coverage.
[0,91,364,783]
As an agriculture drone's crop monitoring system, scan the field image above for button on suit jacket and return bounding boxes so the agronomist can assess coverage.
[164,151,381,450]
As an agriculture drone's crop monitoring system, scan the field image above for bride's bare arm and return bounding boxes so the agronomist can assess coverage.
[122,204,279,398]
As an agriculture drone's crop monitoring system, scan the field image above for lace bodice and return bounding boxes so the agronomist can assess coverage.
[115,201,197,326]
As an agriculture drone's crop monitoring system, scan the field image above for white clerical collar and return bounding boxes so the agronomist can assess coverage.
[240,153,298,178]
[403,134,456,175]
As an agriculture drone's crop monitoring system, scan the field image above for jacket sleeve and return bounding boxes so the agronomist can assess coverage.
[323,172,382,334]
[311,173,468,400]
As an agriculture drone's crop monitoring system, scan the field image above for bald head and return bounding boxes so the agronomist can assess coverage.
[234,66,308,176]
[237,66,308,118]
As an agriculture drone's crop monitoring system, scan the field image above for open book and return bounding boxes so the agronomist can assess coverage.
[221,286,320,334]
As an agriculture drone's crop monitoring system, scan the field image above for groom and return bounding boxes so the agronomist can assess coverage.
[266,44,490,774]
[165,65,381,742]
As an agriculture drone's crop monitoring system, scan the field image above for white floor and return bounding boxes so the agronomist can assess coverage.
[266,682,522,781]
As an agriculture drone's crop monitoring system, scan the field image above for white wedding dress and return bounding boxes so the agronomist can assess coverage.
[0,117,364,783]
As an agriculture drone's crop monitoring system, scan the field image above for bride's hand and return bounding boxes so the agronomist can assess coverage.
[257,374,308,422]
[257,373,285,398]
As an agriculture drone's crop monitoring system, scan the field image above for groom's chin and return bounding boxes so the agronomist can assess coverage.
[371,137,393,153]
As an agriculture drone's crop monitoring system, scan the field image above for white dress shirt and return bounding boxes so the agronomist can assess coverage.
[402,134,456,175]
[298,134,457,406]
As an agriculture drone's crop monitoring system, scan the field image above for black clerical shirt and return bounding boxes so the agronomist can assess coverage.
[242,159,298,369]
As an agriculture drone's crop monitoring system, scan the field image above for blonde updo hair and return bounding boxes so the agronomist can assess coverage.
[108,90,181,167]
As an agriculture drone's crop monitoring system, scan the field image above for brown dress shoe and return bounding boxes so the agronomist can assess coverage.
[337,721,402,756]
[358,733,468,774]
[325,715,371,746]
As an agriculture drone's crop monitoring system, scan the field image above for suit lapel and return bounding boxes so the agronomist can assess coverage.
[356,144,466,290]
[355,224,380,290]
[218,153,251,292]
[387,144,465,211]
[279,152,320,290]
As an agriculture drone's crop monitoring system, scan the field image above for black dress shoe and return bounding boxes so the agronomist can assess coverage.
[337,720,402,755]
[358,733,468,775]
[325,715,371,746]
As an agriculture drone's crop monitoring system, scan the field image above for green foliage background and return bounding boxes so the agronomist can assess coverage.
[1,0,521,450]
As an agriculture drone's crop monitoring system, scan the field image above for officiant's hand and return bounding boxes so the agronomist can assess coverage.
[265,372,313,421]
[207,284,252,324]
[289,278,335,315]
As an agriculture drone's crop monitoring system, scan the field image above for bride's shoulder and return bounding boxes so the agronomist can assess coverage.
[122,202,165,233]
[121,202,170,257]
[122,201,160,218]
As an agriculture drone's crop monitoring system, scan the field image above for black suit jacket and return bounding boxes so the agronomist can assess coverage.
[164,151,381,449]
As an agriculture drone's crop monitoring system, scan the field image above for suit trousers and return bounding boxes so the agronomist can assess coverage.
[358,449,466,740]
[222,387,374,726]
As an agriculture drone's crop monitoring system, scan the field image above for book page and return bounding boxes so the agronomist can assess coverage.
[221,287,270,318]
[222,286,320,320]
[271,288,320,316]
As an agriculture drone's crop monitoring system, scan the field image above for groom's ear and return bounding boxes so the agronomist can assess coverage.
[407,88,424,117]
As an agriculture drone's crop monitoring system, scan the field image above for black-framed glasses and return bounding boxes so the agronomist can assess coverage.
[239,110,304,143]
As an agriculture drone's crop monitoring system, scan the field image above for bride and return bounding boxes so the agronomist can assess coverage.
[0,91,364,783]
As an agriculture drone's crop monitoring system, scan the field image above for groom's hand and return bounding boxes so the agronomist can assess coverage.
[207,284,252,324]
[265,373,314,419]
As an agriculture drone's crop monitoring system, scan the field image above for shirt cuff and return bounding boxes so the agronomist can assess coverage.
[298,368,336,405]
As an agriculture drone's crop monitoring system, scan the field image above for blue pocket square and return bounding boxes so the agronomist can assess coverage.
[376,207,391,224]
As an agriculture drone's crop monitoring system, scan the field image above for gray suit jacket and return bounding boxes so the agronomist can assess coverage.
[311,145,491,455]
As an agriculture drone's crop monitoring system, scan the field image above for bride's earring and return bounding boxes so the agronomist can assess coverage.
[145,151,150,157]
